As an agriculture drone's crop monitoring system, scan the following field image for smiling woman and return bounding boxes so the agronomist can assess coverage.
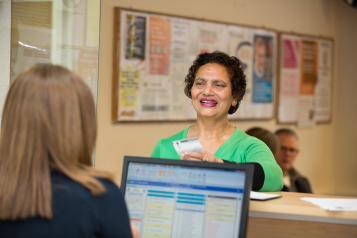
[151,51,283,192]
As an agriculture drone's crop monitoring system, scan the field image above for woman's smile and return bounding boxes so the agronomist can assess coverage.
[200,97,218,107]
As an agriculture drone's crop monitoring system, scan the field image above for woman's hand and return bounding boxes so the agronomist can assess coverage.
[181,151,203,161]
[181,152,223,163]
[131,223,140,238]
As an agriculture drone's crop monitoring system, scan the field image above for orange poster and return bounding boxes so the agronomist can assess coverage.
[300,40,318,95]
[149,16,171,75]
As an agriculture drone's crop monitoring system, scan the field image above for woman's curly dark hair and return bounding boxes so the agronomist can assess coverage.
[184,51,247,114]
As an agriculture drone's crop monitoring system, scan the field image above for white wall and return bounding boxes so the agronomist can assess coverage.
[96,0,356,195]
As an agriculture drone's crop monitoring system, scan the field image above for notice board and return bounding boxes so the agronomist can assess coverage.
[277,33,333,126]
[113,8,278,122]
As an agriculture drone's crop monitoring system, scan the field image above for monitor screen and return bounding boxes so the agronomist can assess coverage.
[121,156,252,238]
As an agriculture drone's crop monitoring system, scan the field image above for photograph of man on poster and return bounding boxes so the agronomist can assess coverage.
[252,35,273,103]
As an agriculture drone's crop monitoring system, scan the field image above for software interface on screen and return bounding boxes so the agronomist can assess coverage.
[124,162,247,238]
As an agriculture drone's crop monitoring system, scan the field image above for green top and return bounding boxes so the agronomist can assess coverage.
[151,127,283,192]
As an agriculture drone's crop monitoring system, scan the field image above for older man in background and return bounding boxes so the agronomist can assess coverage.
[275,128,313,193]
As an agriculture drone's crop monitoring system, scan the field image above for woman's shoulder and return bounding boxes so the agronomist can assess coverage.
[48,172,130,237]
[229,129,266,147]
[220,129,267,156]
[51,172,121,199]
[96,177,121,194]
[223,129,270,158]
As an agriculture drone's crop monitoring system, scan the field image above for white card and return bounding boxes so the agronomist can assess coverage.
[172,138,203,155]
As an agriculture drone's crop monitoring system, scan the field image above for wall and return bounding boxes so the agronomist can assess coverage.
[96,0,356,195]
[333,2,357,196]
[0,0,11,122]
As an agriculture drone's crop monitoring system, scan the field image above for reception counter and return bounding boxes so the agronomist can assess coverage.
[247,192,357,238]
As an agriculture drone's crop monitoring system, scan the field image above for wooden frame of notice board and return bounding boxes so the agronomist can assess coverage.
[277,32,334,126]
[112,7,279,122]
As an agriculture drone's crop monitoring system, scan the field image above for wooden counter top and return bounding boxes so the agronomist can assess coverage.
[247,192,357,238]
[249,192,357,225]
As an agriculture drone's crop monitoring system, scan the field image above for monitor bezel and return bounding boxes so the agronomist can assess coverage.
[121,155,253,238]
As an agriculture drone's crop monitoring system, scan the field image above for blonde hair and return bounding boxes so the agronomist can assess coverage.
[0,64,113,220]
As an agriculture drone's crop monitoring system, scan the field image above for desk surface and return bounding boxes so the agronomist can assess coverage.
[249,192,357,225]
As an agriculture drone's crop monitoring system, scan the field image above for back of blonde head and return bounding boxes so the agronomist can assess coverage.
[0,64,112,220]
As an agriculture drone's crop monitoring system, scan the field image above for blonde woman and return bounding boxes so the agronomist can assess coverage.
[0,64,135,238]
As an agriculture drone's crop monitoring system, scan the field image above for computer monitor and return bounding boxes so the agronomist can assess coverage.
[121,156,253,238]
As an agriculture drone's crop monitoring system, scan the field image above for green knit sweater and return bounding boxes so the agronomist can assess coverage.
[151,127,283,192]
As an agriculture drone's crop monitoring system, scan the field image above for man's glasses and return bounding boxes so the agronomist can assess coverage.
[280,145,299,154]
